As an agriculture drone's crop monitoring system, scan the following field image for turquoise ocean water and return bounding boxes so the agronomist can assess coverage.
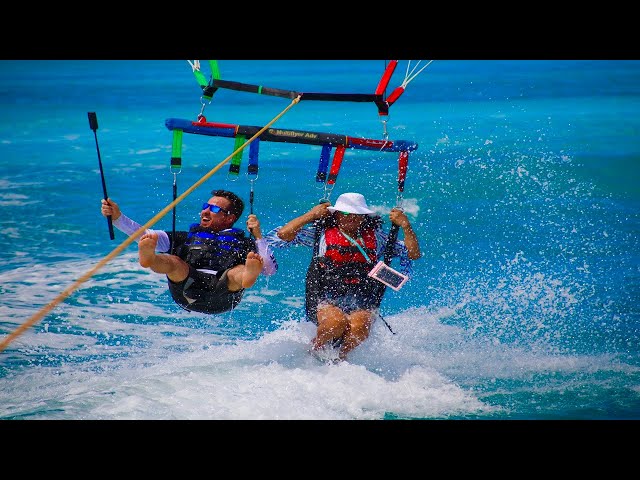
[0,60,638,420]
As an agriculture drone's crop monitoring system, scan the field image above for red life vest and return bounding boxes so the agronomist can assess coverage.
[323,226,378,266]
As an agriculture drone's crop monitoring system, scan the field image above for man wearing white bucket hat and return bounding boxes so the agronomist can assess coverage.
[269,192,421,361]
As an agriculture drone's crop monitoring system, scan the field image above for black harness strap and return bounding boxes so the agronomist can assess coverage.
[170,130,183,255]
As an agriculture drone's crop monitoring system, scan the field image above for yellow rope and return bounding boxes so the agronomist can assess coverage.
[0,95,301,354]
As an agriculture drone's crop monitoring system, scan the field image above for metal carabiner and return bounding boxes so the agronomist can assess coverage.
[197,96,212,121]
[381,117,389,141]
[247,173,259,183]
[322,184,336,203]
[378,117,391,151]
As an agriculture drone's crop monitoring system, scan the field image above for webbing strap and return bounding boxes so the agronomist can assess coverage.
[170,130,183,172]
[375,60,398,96]
[171,173,178,255]
[316,144,331,183]
[201,60,222,100]
[248,139,259,176]
[170,129,184,255]
[209,60,221,81]
[229,135,245,175]
[327,145,346,185]
[397,150,409,193]
[193,70,208,89]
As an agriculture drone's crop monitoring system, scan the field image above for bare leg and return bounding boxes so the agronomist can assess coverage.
[312,304,349,351]
[226,252,264,291]
[138,232,190,283]
[338,310,374,360]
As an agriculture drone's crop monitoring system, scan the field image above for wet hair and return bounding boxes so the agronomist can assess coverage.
[211,189,244,218]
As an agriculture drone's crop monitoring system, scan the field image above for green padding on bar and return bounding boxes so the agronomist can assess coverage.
[229,135,245,175]
[193,71,208,88]
[171,130,183,158]
[171,130,183,171]
[210,60,221,80]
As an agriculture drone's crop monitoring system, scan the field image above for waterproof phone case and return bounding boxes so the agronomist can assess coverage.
[367,261,409,291]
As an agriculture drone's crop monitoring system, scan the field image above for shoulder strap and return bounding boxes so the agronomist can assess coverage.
[338,229,374,263]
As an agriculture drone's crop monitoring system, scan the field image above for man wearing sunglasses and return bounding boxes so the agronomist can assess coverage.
[100,189,277,315]
[267,192,420,362]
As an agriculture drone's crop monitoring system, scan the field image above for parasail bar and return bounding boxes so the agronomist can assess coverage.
[205,79,389,114]
[165,118,417,153]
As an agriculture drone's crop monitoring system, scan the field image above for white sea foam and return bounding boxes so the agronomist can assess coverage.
[1,254,631,420]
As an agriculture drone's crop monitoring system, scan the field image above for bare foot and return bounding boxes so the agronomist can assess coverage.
[138,232,158,268]
[308,343,342,364]
[241,251,264,289]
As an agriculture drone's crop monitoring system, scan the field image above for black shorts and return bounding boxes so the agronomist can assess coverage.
[305,260,384,324]
[167,265,244,315]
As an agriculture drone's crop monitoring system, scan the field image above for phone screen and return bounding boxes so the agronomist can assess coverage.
[368,261,408,291]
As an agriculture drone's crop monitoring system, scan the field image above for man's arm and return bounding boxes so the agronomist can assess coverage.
[101,198,170,252]
[246,213,277,275]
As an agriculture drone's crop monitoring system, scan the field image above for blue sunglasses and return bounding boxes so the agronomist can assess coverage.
[202,203,231,215]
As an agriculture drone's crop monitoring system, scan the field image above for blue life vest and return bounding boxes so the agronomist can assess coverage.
[177,223,254,274]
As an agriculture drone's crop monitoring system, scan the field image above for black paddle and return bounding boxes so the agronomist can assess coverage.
[88,111,115,240]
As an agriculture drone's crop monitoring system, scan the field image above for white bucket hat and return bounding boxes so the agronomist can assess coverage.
[327,192,374,215]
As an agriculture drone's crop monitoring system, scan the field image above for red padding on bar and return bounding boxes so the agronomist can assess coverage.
[386,86,405,106]
[327,145,346,185]
[374,60,398,96]
[350,137,393,149]
[192,121,239,129]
